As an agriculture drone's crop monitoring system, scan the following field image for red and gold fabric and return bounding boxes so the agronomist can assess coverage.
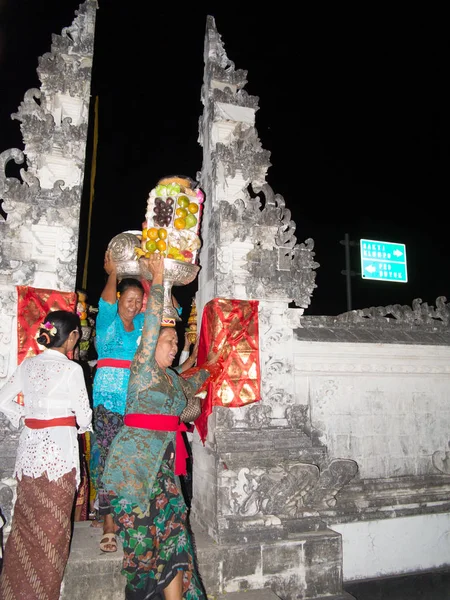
[15,284,77,409]
[16,285,77,366]
[182,298,261,444]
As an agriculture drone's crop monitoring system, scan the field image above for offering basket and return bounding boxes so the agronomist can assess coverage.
[108,231,200,323]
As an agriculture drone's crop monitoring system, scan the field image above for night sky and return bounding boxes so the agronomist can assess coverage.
[1,2,449,317]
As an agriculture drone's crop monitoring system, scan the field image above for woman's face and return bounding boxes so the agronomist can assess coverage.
[155,327,178,369]
[118,287,144,321]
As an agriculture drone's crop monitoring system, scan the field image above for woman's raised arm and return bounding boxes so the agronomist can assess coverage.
[131,255,164,370]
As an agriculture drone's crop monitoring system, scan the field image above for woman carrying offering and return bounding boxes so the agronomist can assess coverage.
[91,249,145,552]
[103,254,218,600]
[0,310,92,600]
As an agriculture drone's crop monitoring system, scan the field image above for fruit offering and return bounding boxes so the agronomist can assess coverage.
[136,175,204,264]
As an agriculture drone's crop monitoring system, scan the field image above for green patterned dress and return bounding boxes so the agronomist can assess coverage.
[103,283,209,599]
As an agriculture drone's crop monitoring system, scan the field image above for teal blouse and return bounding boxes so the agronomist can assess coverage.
[102,283,208,509]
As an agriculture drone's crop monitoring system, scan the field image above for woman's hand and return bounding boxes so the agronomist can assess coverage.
[101,250,118,303]
[191,336,199,362]
[206,347,220,365]
[183,332,191,352]
[104,250,116,276]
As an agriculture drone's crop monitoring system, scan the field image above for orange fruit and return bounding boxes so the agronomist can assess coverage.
[175,207,187,218]
[156,239,167,252]
[148,227,159,240]
[145,240,157,252]
[142,227,148,240]
[158,228,167,240]
[188,202,198,214]
[174,217,186,230]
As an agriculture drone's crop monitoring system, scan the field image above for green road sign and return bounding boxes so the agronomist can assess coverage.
[360,239,408,283]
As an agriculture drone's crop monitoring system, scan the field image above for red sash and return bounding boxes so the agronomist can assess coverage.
[97,358,132,369]
[124,413,192,476]
[25,416,77,429]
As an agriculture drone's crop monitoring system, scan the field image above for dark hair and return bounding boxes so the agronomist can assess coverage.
[158,326,178,338]
[36,310,81,349]
[117,278,144,295]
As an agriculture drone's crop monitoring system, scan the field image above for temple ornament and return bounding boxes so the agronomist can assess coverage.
[337,296,450,326]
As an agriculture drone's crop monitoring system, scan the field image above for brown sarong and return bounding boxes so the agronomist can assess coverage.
[0,469,76,600]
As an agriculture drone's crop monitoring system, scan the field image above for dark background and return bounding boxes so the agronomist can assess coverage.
[1,2,449,316]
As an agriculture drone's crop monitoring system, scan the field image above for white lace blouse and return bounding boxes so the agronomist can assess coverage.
[0,349,92,487]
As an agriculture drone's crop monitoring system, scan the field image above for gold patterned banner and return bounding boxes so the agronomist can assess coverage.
[193,298,261,443]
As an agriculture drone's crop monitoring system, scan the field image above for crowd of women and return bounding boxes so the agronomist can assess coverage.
[0,251,218,600]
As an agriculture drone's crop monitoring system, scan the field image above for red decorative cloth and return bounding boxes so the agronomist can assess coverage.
[184,298,261,444]
[16,285,78,404]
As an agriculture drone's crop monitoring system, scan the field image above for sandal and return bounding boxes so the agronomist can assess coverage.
[99,533,117,553]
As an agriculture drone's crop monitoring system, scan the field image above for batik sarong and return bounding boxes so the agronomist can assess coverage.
[110,446,206,599]
[0,469,76,600]
[94,404,124,516]
[75,433,90,520]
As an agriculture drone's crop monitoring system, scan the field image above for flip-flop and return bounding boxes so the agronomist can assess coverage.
[99,533,117,553]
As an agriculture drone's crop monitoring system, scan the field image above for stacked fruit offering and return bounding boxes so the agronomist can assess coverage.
[136,176,204,264]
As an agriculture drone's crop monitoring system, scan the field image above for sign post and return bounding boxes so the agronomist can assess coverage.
[360,239,408,283]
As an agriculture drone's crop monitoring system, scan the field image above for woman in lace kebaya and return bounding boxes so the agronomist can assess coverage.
[0,310,92,600]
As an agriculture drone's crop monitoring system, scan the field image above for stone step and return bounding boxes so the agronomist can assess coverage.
[62,520,351,600]
[216,591,281,600]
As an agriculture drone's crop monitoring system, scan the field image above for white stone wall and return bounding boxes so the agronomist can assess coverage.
[293,341,450,479]
[333,513,450,580]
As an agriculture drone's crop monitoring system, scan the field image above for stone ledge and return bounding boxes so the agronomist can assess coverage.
[62,520,349,600]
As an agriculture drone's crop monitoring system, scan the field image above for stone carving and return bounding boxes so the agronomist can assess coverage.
[216,141,271,182]
[217,182,319,308]
[245,404,272,429]
[0,2,96,530]
[432,449,450,475]
[231,458,358,517]
[0,478,16,529]
[214,406,236,430]
[285,405,310,433]
[337,297,450,326]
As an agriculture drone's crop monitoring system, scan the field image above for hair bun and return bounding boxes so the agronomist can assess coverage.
[37,331,51,347]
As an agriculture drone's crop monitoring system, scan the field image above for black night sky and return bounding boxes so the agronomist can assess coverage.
[1,2,449,317]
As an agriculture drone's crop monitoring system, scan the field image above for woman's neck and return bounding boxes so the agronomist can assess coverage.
[121,317,134,332]
[51,347,67,356]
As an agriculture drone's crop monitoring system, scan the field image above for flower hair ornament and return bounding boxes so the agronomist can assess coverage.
[116,292,121,299]
[43,321,57,336]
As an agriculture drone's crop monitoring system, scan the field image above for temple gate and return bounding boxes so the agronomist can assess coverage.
[1,6,450,600]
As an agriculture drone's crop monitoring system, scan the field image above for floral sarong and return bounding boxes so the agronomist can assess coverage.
[110,446,206,599]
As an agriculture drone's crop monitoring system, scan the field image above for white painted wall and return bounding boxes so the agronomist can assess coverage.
[293,341,450,479]
[332,513,450,580]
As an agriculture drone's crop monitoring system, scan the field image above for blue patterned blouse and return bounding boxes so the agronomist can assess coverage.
[92,298,144,415]
[103,284,208,509]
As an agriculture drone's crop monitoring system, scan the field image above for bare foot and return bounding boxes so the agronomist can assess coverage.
[102,513,115,534]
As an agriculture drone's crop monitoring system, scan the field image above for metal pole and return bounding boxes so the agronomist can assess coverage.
[345,233,352,311]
